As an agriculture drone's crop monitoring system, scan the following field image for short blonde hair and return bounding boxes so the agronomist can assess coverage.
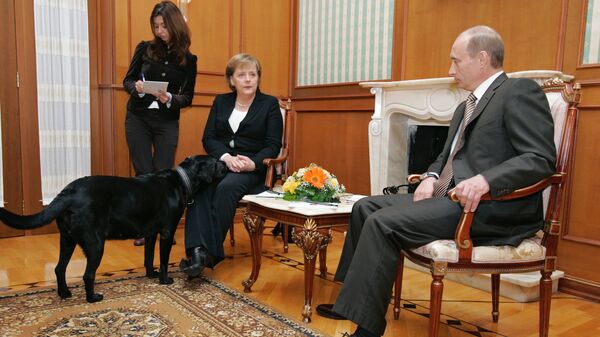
[225,53,262,91]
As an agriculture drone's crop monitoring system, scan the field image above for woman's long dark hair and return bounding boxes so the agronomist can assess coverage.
[147,1,191,66]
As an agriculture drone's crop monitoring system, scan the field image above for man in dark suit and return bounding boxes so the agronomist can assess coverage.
[321,26,556,337]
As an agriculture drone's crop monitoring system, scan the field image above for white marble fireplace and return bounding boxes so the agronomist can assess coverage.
[359,70,573,302]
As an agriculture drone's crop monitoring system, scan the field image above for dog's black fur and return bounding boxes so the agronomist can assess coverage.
[0,155,226,303]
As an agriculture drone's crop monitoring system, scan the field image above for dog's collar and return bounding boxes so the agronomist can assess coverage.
[175,166,194,205]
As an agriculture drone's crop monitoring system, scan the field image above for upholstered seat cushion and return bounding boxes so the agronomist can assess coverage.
[410,237,546,263]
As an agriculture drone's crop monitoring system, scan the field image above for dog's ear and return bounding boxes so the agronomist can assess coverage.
[215,160,227,178]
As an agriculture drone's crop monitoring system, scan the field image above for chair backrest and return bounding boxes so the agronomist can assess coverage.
[539,79,581,266]
[263,98,292,188]
[278,98,292,178]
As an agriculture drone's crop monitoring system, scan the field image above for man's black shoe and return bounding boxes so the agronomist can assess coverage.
[315,303,347,320]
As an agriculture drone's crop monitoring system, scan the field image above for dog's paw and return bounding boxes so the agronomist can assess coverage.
[86,293,103,303]
[58,288,72,299]
[159,276,174,285]
[146,269,159,278]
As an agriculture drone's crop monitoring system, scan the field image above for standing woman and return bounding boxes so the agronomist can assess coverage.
[180,54,283,277]
[123,1,197,246]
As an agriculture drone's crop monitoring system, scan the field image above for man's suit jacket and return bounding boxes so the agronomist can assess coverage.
[202,90,283,175]
[428,73,556,246]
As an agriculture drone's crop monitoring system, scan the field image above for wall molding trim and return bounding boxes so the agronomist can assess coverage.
[559,276,600,302]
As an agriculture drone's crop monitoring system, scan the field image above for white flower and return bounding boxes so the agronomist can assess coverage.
[328,178,339,189]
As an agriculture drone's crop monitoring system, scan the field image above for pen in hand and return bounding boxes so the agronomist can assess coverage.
[136,73,146,95]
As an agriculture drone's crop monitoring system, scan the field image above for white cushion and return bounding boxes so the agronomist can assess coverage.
[410,237,546,263]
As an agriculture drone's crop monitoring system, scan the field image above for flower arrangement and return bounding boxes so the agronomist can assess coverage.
[282,163,346,202]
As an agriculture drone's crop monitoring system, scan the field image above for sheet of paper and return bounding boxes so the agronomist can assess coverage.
[347,194,367,202]
[288,201,338,209]
[143,80,168,96]
[254,190,283,199]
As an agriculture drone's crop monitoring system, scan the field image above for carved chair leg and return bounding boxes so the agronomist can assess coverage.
[229,224,235,246]
[539,271,553,337]
[283,223,289,253]
[429,275,444,337]
[394,256,405,320]
[491,273,500,323]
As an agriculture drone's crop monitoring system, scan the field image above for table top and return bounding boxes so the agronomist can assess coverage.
[242,193,361,217]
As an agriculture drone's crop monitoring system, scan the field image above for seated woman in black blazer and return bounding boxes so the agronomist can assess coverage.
[180,54,283,277]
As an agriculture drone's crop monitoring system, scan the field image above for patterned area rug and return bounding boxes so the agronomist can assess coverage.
[0,271,325,337]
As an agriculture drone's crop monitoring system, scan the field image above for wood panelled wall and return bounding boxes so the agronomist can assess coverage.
[289,0,600,299]
[558,0,600,301]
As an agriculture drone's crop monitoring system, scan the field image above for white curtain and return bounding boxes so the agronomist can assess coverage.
[34,0,90,205]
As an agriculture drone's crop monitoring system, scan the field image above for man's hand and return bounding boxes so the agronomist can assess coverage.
[413,177,436,202]
[452,174,490,212]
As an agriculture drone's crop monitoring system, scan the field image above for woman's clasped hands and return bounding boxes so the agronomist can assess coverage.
[222,154,255,173]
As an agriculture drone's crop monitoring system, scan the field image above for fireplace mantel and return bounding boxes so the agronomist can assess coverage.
[360,70,574,195]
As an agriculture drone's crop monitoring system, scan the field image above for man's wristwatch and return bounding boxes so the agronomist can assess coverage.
[420,172,439,181]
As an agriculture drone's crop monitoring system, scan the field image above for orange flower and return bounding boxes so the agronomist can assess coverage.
[303,166,326,189]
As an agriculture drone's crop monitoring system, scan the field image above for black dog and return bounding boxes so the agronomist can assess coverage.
[0,155,226,303]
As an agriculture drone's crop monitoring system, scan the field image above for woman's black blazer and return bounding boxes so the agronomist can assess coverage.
[123,41,197,121]
[202,90,283,174]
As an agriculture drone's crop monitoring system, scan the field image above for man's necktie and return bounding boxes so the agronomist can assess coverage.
[432,93,477,197]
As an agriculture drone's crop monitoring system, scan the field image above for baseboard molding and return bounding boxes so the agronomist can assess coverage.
[559,277,600,302]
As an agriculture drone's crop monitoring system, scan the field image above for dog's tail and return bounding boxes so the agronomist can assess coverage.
[0,189,72,230]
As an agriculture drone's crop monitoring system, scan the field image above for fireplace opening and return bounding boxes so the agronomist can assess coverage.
[407,125,449,193]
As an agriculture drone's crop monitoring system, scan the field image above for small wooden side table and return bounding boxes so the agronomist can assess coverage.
[240,195,353,323]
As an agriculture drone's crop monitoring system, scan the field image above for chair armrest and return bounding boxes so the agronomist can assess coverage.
[407,173,422,184]
[262,150,288,167]
[448,173,564,203]
[447,173,564,261]
[262,149,289,188]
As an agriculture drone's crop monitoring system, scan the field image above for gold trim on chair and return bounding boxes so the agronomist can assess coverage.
[544,256,557,272]
[544,220,561,236]
[430,261,448,276]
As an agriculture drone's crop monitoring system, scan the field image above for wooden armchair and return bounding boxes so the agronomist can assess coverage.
[393,79,580,337]
[229,98,292,246]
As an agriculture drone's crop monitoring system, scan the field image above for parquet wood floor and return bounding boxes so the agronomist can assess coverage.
[0,221,598,336]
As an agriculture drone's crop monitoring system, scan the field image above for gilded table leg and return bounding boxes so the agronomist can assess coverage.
[292,218,332,323]
[241,210,265,293]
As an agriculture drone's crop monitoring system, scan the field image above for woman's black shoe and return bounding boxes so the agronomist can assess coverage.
[179,246,212,277]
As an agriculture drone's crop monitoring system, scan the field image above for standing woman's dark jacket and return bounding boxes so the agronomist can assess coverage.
[123,41,197,121]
